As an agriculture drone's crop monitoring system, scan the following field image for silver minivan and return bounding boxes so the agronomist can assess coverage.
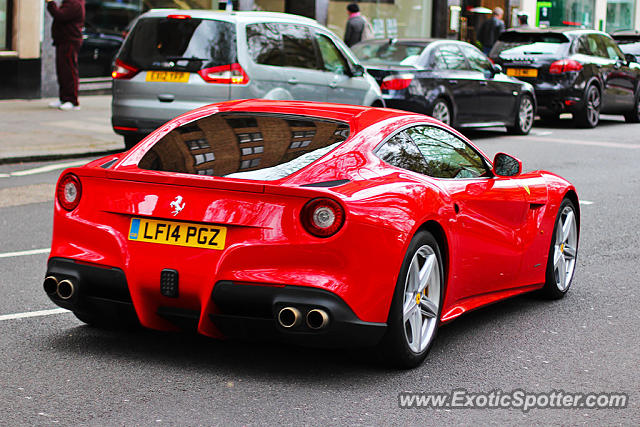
[112,10,384,148]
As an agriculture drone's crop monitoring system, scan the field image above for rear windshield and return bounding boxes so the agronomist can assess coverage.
[351,41,428,66]
[492,33,569,57]
[118,17,236,72]
[138,113,350,181]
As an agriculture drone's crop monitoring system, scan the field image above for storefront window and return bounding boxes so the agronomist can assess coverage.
[537,0,595,28]
[606,0,635,33]
[0,0,8,51]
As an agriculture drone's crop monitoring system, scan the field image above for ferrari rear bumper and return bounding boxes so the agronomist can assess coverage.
[44,258,387,348]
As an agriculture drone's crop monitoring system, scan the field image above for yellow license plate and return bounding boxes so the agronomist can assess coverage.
[145,71,190,83]
[506,68,538,78]
[128,218,227,250]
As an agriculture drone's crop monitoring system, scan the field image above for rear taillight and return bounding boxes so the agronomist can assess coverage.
[198,63,250,85]
[112,59,139,79]
[380,74,414,91]
[549,59,583,74]
[57,173,82,211]
[300,198,345,238]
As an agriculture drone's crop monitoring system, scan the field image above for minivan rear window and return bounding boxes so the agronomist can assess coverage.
[138,113,350,181]
[118,17,236,72]
[492,32,570,57]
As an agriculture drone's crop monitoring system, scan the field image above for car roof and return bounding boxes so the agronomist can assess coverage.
[501,27,611,38]
[139,9,320,26]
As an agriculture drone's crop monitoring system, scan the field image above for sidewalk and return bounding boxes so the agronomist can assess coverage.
[0,95,124,164]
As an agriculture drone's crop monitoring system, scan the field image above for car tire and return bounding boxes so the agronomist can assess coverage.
[378,230,443,369]
[623,93,640,123]
[430,99,452,126]
[124,135,144,150]
[573,84,601,128]
[540,198,579,299]
[507,94,535,135]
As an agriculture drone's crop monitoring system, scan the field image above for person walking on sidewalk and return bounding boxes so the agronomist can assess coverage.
[344,3,371,47]
[477,7,505,55]
[45,0,85,111]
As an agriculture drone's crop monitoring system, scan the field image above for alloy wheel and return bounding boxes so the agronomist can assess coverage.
[518,96,534,132]
[402,245,441,353]
[586,86,601,127]
[553,205,578,291]
[432,101,451,125]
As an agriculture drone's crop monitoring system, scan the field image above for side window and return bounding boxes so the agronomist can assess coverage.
[433,44,468,70]
[459,44,492,73]
[315,33,350,74]
[587,34,608,58]
[375,131,430,175]
[280,24,318,69]
[405,125,489,179]
[601,36,625,61]
[246,23,284,66]
[575,36,592,55]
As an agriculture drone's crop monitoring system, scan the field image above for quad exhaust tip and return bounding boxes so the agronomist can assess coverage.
[306,309,329,330]
[277,307,302,328]
[43,276,76,300]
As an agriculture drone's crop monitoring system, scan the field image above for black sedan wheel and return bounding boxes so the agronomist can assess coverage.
[507,95,534,135]
[574,85,601,128]
[623,93,640,123]
[430,99,451,126]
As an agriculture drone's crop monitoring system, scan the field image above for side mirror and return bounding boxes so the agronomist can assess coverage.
[490,63,503,75]
[625,53,637,64]
[350,64,365,77]
[493,152,522,177]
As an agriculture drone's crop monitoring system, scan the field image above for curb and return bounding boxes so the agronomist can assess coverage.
[0,149,124,165]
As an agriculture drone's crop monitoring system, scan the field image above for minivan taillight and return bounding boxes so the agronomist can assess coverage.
[380,74,414,90]
[57,173,82,211]
[112,59,139,79]
[198,63,250,85]
[300,198,345,238]
[549,59,583,74]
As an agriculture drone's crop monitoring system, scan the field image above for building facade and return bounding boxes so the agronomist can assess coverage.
[2,0,640,99]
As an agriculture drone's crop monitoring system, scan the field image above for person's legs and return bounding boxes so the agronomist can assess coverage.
[56,42,80,106]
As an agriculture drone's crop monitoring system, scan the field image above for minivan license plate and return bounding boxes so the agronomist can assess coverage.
[146,71,190,83]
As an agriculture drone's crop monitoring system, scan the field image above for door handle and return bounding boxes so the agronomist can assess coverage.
[329,81,338,88]
[448,80,458,85]
[479,81,488,86]
[157,94,175,103]
[288,77,298,85]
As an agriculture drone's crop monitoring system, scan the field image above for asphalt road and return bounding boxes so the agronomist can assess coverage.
[0,116,638,425]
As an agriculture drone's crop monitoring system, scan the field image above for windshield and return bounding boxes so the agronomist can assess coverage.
[138,113,350,181]
[118,17,236,72]
[492,33,569,57]
[351,41,428,66]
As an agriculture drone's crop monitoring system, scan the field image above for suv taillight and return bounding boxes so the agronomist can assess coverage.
[549,59,583,74]
[112,59,139,79]
[57,173,82,211]
[198,63,250,85]
[300,198,345,238]
[380,74,414,90]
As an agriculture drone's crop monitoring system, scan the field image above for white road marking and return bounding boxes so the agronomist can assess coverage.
[8,160,87,177]
[0,173,9,178]
[0,248,50,258]
[579,200,594,205]
[532,131,553,136]
[0,308,68,322]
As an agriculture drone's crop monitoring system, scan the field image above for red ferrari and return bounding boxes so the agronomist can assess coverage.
[44,100,579,368]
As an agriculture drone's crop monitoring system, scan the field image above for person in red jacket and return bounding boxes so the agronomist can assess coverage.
[45,0,85,111]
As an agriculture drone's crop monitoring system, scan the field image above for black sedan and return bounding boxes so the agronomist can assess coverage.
[351,38,536,135]
[490,28,640,128]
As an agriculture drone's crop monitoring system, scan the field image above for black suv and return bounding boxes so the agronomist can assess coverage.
[490,28,640,127]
